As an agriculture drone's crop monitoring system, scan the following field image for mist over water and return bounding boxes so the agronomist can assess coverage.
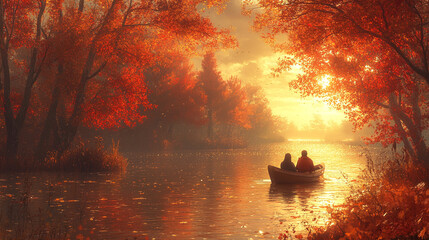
[0,141,383,239]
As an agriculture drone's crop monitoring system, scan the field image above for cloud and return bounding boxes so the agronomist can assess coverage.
[199,2,347,129]
[238,62,263,83]
[206,1,272,64]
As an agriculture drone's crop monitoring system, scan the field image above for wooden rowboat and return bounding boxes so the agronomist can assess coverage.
[268,163,325,184]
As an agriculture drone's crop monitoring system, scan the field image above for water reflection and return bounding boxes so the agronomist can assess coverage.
[269,181,326,206]
[0,142,374,239]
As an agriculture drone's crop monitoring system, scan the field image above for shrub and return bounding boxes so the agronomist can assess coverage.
[51,140,127,172]
[308,159,429,240]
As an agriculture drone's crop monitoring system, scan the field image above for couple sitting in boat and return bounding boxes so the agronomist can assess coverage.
[281,150,314,172]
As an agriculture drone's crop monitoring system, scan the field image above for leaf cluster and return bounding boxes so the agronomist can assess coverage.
[310,160,429,240]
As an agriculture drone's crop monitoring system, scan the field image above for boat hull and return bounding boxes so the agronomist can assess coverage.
[268,164,325,184]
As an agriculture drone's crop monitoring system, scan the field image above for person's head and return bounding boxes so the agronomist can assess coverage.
[301,150,308,157]
[284,153,291,162]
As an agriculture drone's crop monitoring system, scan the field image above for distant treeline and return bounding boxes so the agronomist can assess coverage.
[87,52,285,151]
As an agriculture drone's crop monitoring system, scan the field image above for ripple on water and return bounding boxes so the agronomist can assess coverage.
[0,142,377,239]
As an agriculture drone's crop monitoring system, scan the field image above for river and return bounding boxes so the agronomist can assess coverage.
[0,141,384,239]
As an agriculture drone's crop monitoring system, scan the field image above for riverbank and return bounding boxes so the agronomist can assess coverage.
[279,156,429,240]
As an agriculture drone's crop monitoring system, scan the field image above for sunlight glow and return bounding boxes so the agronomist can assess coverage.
[319,75,331,89]
[288,139,323,142]
[364,65,374,72]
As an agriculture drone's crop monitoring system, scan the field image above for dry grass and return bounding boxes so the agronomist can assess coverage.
[0,138,127,173]
[56,140,127,172]
[305,157,429,240]
[40,139,127,172]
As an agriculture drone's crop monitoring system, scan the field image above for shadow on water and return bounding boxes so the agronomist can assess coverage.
[266,180,332,233]
[268,180,326,207]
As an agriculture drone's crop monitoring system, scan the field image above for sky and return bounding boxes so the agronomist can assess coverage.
[199,1,347,129]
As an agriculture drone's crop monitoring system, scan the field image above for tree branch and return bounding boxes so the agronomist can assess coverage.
[87,61,107,80]
[376,101,389,109]
[33,46,49,85]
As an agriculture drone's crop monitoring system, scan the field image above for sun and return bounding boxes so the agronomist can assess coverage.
[319,75,331,89]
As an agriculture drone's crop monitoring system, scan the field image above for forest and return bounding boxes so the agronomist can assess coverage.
[0,0,285,170]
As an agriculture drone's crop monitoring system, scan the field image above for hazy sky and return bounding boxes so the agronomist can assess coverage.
[200,1,347,129]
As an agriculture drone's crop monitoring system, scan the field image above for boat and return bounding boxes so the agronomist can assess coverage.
[268,163,325,184]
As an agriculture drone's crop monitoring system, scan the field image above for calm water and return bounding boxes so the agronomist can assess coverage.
[0,141,382,239]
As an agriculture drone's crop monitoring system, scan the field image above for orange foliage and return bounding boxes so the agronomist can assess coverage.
[0,0,237,160]
[198,52,251,130]
[198,52,225,114]
[126,52,281,149]
[245,85,280,140]
[146,54,207,126]
[40,0,235,129]
[248,0,429,163]
[309,161,429,240]
[217,77,251,128]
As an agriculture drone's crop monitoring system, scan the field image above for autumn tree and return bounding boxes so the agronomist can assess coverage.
[0,0,236,164]
[244,85,283,142]
[198,52,225,139]
[137,54,280,149]
[0,0,47,166]
[215,76,251,137]
[142,54,206,144]
[249,0,429,164]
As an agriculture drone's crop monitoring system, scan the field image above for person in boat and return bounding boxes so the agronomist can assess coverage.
[296,150,314,172]
[281,153,296,171]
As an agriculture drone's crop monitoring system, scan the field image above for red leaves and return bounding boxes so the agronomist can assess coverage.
[294,234,303,239]
[311,162,429,239]
[82,66,152,129]
[145,54,207,127]
[1,0,235,130]
[248,0,429,153]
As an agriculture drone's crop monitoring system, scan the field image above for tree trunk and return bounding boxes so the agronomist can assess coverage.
[207,108,213,140]
[0,1,45,164]
[389,94,429,165]
[5,124,19,168]
[167,124,174,140]
[1,45,17,164]
[36,79,60,161]
[0,0,16,163]
[78,0,85,12]
[388,99,417,160]
[52,0,119,155]
[37,3,63,161]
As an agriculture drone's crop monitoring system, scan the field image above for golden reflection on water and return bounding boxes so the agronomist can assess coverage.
[0,142,378,239]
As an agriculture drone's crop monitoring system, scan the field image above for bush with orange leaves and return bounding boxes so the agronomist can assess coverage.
[309,158,429,240]
[43,139,127,172]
